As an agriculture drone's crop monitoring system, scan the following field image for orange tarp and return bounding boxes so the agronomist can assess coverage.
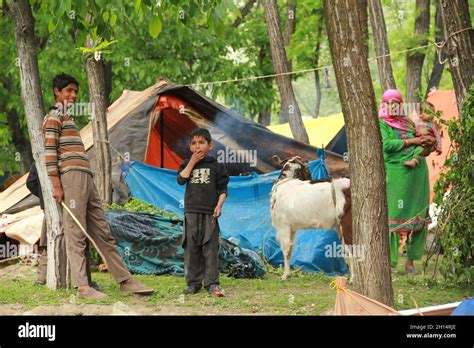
[332,277,400,315]
[425,90,459,201]
[144,95,197,170]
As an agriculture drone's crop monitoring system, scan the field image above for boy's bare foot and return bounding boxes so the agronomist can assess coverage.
[403,160,418,168]
[78,285,108,299]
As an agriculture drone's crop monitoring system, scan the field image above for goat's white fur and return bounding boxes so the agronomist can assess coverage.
[270,177,351,280]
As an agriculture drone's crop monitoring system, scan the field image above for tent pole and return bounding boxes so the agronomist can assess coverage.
[160,113,164,168]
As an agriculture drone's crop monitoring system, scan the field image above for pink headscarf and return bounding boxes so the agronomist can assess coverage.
[378,89,415,133]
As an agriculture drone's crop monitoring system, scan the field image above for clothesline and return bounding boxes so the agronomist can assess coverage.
[186,44,430,88]
[186,27,473,88]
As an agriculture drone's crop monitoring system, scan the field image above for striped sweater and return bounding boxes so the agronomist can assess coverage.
[42,108,92,176]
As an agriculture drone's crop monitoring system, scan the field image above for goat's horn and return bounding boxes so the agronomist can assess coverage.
[271,155,283,165]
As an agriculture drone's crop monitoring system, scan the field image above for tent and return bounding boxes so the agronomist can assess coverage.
[326,126,348,156]
[268,113,345,149]
[0,82,349,275]
[424,90,459,200]
[0,82,348,215]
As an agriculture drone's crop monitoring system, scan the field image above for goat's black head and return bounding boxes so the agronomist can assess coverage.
[273,155,311,181]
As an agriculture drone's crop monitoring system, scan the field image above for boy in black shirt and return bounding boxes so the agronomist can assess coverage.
[177,128,229,297]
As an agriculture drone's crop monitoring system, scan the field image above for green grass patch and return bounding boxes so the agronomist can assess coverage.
[0,255,471,315]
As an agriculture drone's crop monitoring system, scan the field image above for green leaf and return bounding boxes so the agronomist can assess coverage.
[65,0,72,13]
[95,0,107,9]
[48,18,58,33]
[149,15,162,38]
[214,4,224,20]
[135,0,142,14]
[109,12,117,26]
[55,1,67,16]
[222,0,237,10]
[103,11,109,21]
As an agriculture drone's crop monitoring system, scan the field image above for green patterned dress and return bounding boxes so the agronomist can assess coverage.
[379,119,430,267]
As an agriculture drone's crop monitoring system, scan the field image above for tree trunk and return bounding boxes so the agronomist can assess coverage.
[257,46,273,127]
[0,77,34,173]
[368,0,397,91]
[313,18,323,118]
[86,37,112,205]
[284,0,296,72]
[426,0,446,94]
[258,107,272,126]
[104,60,113,107]
[324,0,394,306]
[9,0,68,290]
[357,0,369,58]
[5,109,33,173]
[264,0,309,143]
[440,0,474,115]
[406,0,430,105]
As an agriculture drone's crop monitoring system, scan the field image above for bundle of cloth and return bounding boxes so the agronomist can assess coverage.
[105,210,266,278]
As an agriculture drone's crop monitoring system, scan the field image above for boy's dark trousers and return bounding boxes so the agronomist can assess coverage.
[183,212,220,289]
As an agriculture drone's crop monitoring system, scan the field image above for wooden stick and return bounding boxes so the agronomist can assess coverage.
[0,256,20,264]
[61,202,108,267]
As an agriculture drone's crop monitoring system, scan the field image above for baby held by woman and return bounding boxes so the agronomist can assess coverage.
[403,101,442,168]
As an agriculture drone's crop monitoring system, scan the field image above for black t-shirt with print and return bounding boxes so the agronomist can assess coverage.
[177,156,229,214]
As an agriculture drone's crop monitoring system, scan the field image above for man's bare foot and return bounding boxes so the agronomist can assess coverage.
[78,285,108,299]
[403,160,418,168]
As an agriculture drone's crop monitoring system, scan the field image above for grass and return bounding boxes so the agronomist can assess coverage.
[0,256,471,315]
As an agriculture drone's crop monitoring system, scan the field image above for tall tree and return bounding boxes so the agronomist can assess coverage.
[357,0,369,58]
[264,0,309,143]
[0,77,33,173]
[324,0,394,306]
[86,37,112,205]
[368,0,397,91]
[406,0,430,105]
[8,0,68,290]
[440,0,474,115]
[284,0,297,72]
[426,0,446,94]
[314,18,324,117]
[257,46,273,126]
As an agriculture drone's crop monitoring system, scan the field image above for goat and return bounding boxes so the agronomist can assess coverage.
[270,156,352,281]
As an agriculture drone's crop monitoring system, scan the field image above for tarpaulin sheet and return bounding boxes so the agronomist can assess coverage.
[105,210,266,278]
[451,298,474,316]
[123,154,347,275]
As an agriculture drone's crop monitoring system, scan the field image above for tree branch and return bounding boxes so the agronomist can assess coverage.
[233,0,256,28]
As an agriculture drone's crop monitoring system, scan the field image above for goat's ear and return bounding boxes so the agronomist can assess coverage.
[271,155,285,167]
[296,157,308,166]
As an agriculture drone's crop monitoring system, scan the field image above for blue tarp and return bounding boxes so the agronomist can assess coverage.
[123,152,347,275]
[451,298,474,316]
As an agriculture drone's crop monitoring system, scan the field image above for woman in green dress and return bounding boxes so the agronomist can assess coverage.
[378,89,436,274]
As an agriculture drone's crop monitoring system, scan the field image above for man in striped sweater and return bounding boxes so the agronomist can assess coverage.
[43,73,154,298]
